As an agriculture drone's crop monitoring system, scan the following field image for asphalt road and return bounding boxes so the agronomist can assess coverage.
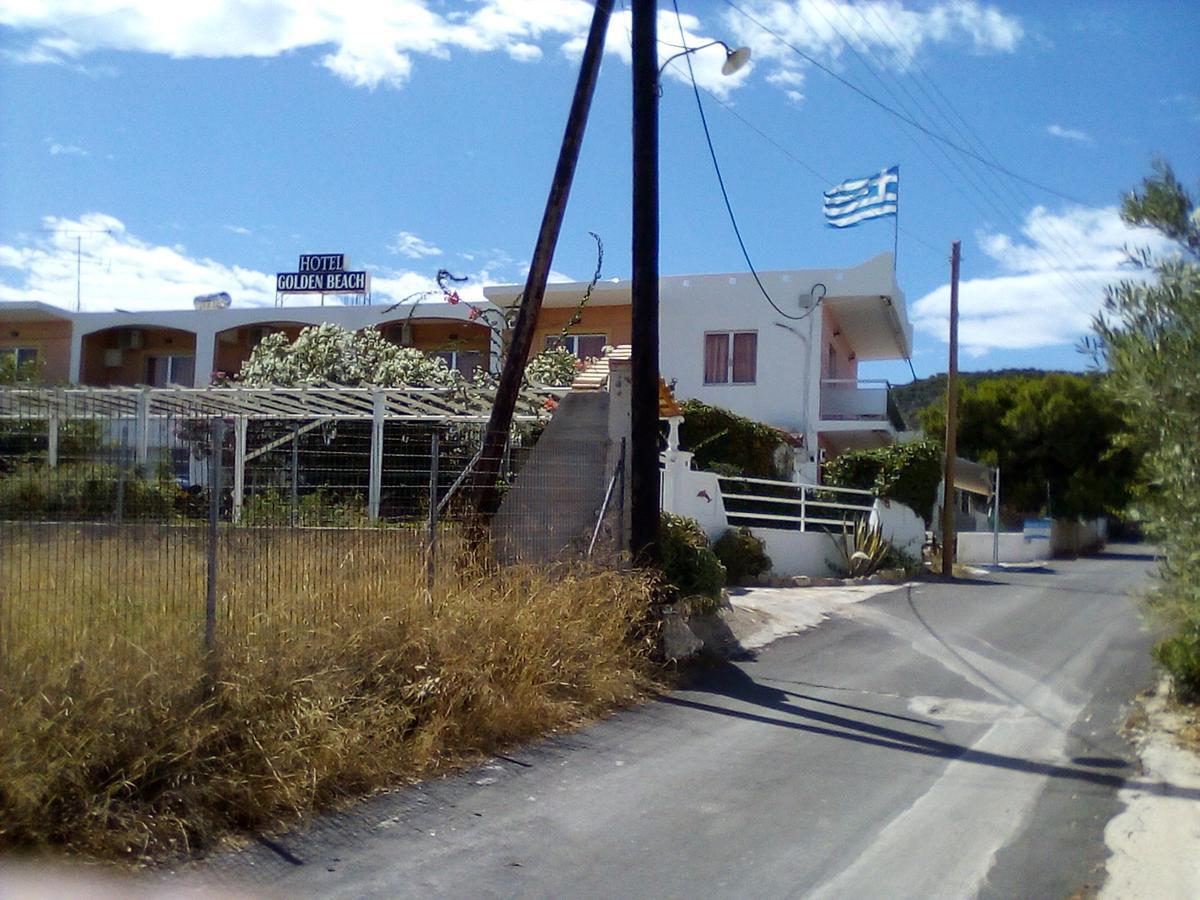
[192,545,1166,899]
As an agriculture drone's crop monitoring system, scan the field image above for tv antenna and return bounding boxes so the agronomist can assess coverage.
[39,226,114,311]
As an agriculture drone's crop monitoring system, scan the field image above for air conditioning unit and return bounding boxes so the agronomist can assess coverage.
[117,328,144,350]
[103,348,123,368]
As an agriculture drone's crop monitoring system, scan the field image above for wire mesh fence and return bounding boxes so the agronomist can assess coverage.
[0,386,623,682]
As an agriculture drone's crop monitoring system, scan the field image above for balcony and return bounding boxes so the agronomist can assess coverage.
[818,379,905,450]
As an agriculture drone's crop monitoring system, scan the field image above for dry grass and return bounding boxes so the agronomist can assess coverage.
[0,526,660,862]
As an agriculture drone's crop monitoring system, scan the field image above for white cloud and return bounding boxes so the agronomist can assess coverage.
[910,205,1176,354]
[224,224,251,236]
[46,138,88,156]
[390,231,443,259]
[0,0,596,91]
[1046,124,1092,144]
[0,213,276,311]
[724,0,1022,100]
[0,213,499,313]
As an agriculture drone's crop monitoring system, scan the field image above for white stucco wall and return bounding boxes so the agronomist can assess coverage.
[757,529,844,578]
[957,532,1046,564]
[657,270,821,434]
[869,498,925,560]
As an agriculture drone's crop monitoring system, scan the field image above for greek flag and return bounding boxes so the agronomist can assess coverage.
[823,166,899,228]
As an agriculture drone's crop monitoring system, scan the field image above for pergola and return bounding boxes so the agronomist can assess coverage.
[0,384,559,522]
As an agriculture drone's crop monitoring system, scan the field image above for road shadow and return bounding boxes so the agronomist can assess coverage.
[665,663,1197,800]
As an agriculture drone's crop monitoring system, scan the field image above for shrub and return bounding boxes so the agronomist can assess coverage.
[525,346,583,387]
[1153,623,1200,702]
[712,527,771,583]
[823,439,942,523]
[657,512,725,612]
[0,462,181,520]
[241,487,372,527]
[678,400,791,479]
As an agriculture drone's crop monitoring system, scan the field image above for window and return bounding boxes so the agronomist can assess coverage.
[0,347,38,368]
[546,333,606,361]
[433,349,483,378]
[145,355,195,387]
[704,331,756,384]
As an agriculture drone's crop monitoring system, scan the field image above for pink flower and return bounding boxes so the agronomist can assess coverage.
[468,306,481,321]
[445,291,460,305]
[542,397,559,411]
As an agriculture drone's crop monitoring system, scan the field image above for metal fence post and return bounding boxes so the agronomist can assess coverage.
[48,412,59,468]
[290,423,299,524]
[617,437,627,552]
[205,416,224,663]
[115,424,127,523]
[232,415,247,524]
[368,389,384,521]
[427,429,440,593]
[135,389,150,468]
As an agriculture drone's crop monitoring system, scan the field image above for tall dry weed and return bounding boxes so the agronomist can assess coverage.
[0,530,659,861]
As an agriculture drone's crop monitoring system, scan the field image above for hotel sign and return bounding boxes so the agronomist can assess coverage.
[276,253,370,294]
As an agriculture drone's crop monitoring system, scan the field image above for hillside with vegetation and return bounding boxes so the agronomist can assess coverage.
[891,368,1094,432]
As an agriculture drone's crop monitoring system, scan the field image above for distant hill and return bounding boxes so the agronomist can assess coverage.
[890,369,1093,432]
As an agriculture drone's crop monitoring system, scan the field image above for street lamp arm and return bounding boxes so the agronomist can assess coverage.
[657,40,751,82]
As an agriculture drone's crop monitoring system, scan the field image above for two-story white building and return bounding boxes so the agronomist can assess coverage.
[485,252,912,480]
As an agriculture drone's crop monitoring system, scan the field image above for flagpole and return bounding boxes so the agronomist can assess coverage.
[892,166,899,275]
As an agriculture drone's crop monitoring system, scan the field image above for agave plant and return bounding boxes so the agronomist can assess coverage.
[830,517,893,577]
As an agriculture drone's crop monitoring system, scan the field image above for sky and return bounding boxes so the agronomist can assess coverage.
[1,0,1197,385]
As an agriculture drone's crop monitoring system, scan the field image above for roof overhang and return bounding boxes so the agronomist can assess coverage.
[823,292,913,360]
[0,301,74,324]
[483,281,631,309]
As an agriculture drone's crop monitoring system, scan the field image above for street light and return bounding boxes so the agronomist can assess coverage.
[657,40,752,84]
[630,3,749,563]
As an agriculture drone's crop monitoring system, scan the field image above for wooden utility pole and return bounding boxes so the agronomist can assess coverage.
[471,0,613,521]
[940,240,961,577]
[629,0,661,562]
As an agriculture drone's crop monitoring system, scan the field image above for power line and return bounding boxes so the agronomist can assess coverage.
[671,1,921,385]
[788,0,1105,317]
[719,0,1091,207]
[697,87,943,258]
[668,1,814,322]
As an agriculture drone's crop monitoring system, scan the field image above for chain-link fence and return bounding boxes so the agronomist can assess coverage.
[0,386,623,680]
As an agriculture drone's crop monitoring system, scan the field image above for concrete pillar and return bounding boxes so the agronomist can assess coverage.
[193,327,217,386]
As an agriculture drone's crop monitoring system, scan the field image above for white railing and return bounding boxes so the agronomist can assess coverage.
[716,473,874,532]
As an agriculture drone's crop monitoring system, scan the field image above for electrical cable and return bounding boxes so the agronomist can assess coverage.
[669,0,816,322]
[720,0,1091,207]
[791,0,1104,317]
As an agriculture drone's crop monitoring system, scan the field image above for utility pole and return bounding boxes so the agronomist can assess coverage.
[940,240,961,577]
[470,0,613,522]
[630,0,660,563]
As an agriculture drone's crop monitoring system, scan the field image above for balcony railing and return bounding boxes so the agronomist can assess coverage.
[819,379,906,431]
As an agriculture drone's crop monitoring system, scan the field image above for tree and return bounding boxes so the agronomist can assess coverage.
[1090,160,1200,699]
[918,372,1138,519]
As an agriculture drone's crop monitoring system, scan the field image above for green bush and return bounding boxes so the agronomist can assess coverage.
[823,439,942,523]
[712,527,771,583]
[241,487,372,527]
[1153,623,1200,702]
[657,512,725,613]
[0,462,181,520]
[678,400,791,480]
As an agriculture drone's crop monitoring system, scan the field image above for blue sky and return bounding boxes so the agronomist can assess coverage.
[1,0,1197,385]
